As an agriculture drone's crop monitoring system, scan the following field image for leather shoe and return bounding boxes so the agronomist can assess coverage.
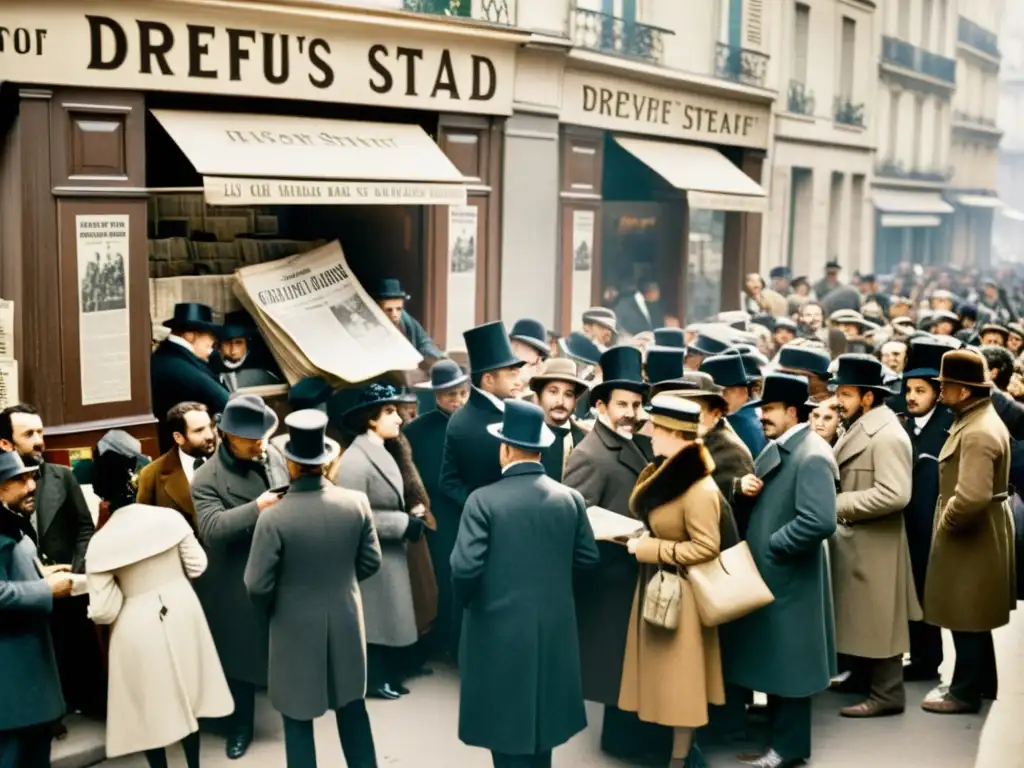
[921,692,981,714]
[738,749,806,767]
[392,682,410,695]
[903,664,940,682]
[225,731,252,760]
[369,683,401,700]
[839,699,905,718]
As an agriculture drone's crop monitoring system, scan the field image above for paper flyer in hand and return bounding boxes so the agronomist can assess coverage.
[586,506,645,541]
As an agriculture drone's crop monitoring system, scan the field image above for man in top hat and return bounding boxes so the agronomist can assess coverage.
[653,327,685,349]
[436,322,525,656]
[136,401,217,531]
[685,330,731,371]
[700,354,767,459]
[210,309,283,382]
[373,278,443,361]
[645,345,688,397]
[151,302,230,452]
[451,399,599,768]
[899,340,956,683]
[530,358,588,481]
[921,350,1013,714]
[581,307,618,350]
[191,394,290,759]
[828,354,918,718]
[563,346,665,760]
[726,373,838,768]
[509,319,550,385]
[814,261,843,301]
[777,344,833,402]
[245,410,382,768]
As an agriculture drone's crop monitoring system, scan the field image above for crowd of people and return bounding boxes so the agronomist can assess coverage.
[2,261,1023,768]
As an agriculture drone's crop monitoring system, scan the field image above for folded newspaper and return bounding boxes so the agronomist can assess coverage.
[586,506,646,541]
[233,240,423,385]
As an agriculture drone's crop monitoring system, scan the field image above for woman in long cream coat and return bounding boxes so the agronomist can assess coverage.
[85,436,232,768]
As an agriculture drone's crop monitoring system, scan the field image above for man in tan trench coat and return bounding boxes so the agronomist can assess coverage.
[828,354,918,718]
[922,350,1013,714]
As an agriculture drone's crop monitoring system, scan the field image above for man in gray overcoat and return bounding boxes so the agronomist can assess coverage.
[0,452,69,768]
[451,399,599,768]
[725,374,838,768]
[192,394,289,759]
[245,410,383,768]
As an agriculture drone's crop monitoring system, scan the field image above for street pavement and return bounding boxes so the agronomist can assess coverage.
[67,615,1024,768]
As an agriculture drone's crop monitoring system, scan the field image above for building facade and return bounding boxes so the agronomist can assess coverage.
[996,0,1024,261]
[764,0,877,283]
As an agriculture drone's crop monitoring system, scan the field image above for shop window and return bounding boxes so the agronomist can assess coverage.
[687,209,725,323]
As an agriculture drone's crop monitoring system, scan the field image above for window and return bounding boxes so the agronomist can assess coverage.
[840,16,856,100]
[794,3,811,84]
[602,0,636,20]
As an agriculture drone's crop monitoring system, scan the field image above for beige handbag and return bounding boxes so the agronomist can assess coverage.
[642,566,683,630]
[686,541,774,627]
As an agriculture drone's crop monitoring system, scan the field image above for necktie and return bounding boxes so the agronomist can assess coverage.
[193,456,206,471]
[561,429,575,479]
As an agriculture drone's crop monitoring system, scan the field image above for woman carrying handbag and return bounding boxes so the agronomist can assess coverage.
[618,395,735,768]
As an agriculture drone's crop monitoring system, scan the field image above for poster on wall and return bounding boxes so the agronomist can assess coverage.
[0,360,19,409]
[0,299,15,361]
[445,205,479,352]
[76,214,132,406]
[571,210,595,330]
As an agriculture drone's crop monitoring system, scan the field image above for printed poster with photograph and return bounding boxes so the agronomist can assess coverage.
[571,210,595,330]
[446,204,478,352]
[76,214,132,406]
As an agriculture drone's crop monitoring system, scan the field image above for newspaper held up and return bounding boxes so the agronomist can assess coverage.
[586,506,646,542]
[234,240,422,385]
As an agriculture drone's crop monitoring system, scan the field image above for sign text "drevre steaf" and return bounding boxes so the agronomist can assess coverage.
[582,85,760,139]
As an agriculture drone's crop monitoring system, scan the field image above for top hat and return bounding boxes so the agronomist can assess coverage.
[722,346,768,380]
[558,332,602,366]
[582,307,617,332]
[591,346,648,405]
[902,338,957,380]
[0,450,38,485]
[653,327,685,349]
[935,349,992,389]
[289,376,333,412]
[529,357,587,396]
[283,409,339,466]
[646,346,686,385]
[464,321,525,375]
[372,278,410,301]
[646,395,702,435]
[758,373,810,409]
[689,331,731,358]
[218,309,254,341]
[509,318,550,356]
[163,302,220,334]
[833,354,888,392]
[700,354,753,389]
[328,382,404,425]
[415,359,469,391]
[769,266,792,280]
[219,394,279,439]
[486,399,555,451]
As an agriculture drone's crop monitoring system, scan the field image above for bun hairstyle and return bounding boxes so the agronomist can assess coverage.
[91,430,148,513]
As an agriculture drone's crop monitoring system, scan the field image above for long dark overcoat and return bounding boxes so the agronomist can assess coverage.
[151,340,230,452]
[451,462,599,755]
[191,441,289,685]
[34,462,95,574]
[0,521,65,731]
[562,419,646,706]
[539,422,588,481]
[727,401,768,459]
[721,426,839,698]
[701,418,755,536]
[244,476,382,720]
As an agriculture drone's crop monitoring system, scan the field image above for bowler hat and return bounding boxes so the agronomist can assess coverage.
[219,394,279,439]
[826,261,841,271]
[1008,322,1024,340]
[582,307,617,332]
[832,354,888,392]
[289,376,333,412]
[0,450,37,485]
[979,323,1010,341]
[415,359,469,391]
[653,327,685,349]
[558,332,601,366]
[591,346,648,405]
[758,373,810,409]
[283,409,339,466]
[660,372,729,411]
[464,321,524,375]
[935,349,992,389]
[929,310,961,329]
[218,309,254,341]
[903,338,960,380]
[722,345,768,379]
[773,318,798,333]
[486,399,554,451]
[529,357,587,396]
[700,354,753,389]
[329,382,404,425]
[509,318,550,356]
[372,278,410,301]
[647,395,702,434]
[163,302,220,334]
[689,331,731,358]
[646,346,686,385]
[769,266,791,280]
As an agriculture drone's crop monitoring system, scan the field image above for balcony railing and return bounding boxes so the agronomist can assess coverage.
[571,7,673,64]
[834,96,865,127]
[953,110,998,127]
[958,16,1000,58]
[714,42,770,88]
[402,0,513,25]
[787,80,815,116]
[875,159,953,183]
[881,35,956,85]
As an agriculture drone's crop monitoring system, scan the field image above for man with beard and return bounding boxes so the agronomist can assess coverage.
[210,310,283,385]
[0,404,104,720]
[0,451,72,768]
[563,346,668,761]
[828,355,917,718]
[899,341,956,684]
[136,402,217,531]
[532,358,588,481]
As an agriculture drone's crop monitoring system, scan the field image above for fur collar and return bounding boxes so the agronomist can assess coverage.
[629,442,715,523]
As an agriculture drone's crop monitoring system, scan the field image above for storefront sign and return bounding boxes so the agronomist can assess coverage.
[0,1,515,115]
[205,177,466,206]
[561,70,770,150]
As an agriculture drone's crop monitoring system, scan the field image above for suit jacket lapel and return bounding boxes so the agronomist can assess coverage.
[161,451,194,513]
[833,420,869,467]
[34,464,61,537]
[755,441,782,481]
[356,436,404,502]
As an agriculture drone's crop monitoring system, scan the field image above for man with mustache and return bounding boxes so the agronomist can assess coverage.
[563,347,668,762]
[136,402,218,531]
[531,358,588,481]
